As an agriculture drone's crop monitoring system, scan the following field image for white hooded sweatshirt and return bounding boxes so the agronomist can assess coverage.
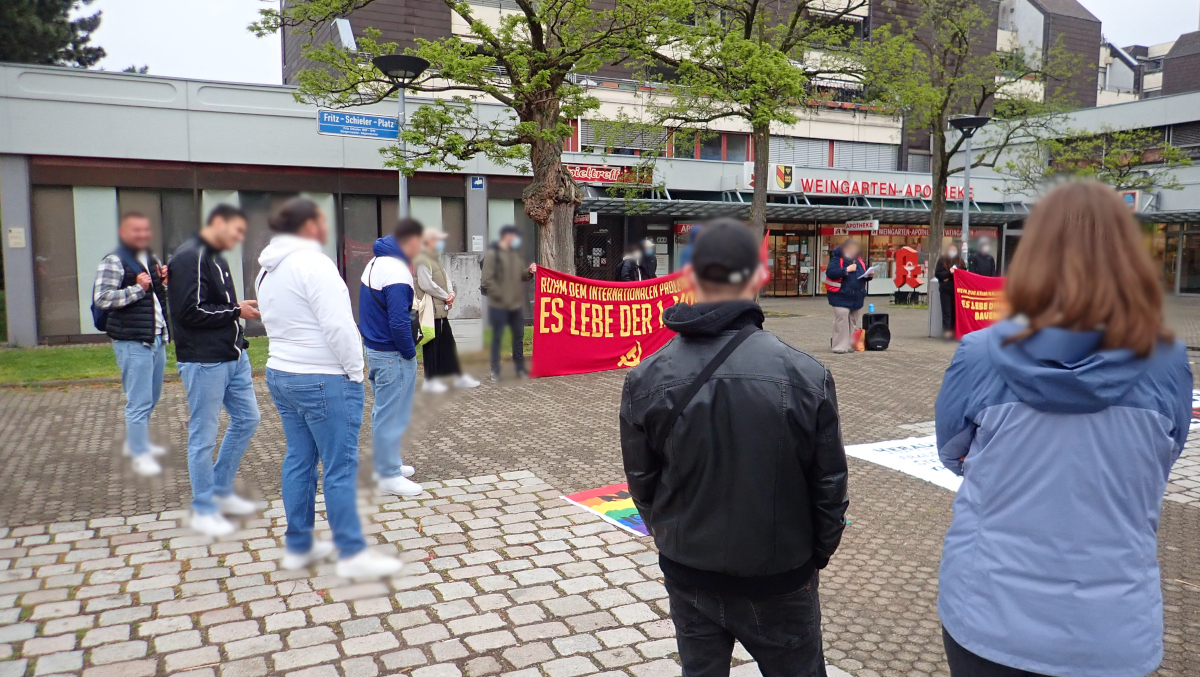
[256,234,364,382]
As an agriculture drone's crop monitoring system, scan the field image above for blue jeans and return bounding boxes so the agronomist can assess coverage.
[365,348,417,480]
[178,353,261,515]
[266,369,367,558]
[113,335,166,457]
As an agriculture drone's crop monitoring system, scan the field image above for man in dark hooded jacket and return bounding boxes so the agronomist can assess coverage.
[620,218,849,677]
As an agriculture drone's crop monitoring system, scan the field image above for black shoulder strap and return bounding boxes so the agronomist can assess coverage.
[367,258,387,312]
[655,323,758,451]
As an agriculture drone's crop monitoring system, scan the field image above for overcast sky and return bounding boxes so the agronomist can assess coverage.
[81,0,1198,85]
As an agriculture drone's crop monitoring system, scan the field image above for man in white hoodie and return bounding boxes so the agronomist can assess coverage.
[255,198,404,579]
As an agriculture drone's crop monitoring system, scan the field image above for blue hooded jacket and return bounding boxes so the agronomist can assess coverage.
[357,236,417,360]
[935,320,1192,677]
[825,247,869,309]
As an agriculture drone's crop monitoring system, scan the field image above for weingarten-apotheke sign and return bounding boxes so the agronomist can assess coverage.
[566,164,652,185]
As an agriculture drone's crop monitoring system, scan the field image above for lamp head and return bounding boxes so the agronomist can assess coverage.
[949,115,992,137]
[372,54,430,87]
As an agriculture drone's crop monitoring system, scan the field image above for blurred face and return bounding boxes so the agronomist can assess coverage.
[842,242,859,259]
[424,234,446,254]
[500,232,517,250]
[399,235,422,261]
[297,208,329,245]
[204,215,247,251]
[119,216,153,251]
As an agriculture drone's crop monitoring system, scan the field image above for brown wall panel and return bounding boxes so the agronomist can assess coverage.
[1044,14,1101,107]
[1163,54,1200,96]
[30,157,194,189]
[489,177,531,199]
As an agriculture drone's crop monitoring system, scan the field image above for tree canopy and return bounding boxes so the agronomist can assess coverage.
[0,0,105,68]
[1002,126,1193,195]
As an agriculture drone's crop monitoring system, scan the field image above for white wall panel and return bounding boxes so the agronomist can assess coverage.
[72,187,118,334]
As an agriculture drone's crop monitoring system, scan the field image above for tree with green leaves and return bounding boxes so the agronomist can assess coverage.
[863,0,1082,288]
[638,0,867,239]
[1002,125,1193,195]
[0,0,105,68]
[252,0,688,274]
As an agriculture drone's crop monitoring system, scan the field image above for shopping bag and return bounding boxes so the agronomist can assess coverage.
[852,328,865,352]
[417,294,436,347]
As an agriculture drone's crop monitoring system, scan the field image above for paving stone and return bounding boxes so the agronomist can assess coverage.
[543,656,599,677]
[155,629,203,652]
[387,610,431,630]
[381,648,429,670]
[448,612,506,635]
[612,603,658,625]
[25,633,78,655]
[34,650,84,675]
[342,631,400,656]
[210,620,262,643]
[165,645,222,672]
[596,648,641,668]
[413,664,463,677]
[81,659,156,677]
[430,638,469,662]
[89,640,148,665]
[285,665,339,677]
[288,626,339,649]
[220,657,270,677]
[272,644,341,671]
[566,611,619,632]
[341,617,385,637]
[341,656,380,677]
[464,630,518,652]
[266,610,308,632]
[466,655,503,677]
[225,634,283,660]
[637,639,678,659]
[597,628,648,648]
[543,595,594,617]
[629,660,682,677]
[553,634,603,655]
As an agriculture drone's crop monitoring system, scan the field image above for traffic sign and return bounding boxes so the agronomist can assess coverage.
[316,110,399,139]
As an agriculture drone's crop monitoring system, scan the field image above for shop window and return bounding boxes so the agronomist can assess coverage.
[161,191,198,261]
[342,195,380,322]
[442,197,466,253]
[31,186,80,339]
[673,130,698,159]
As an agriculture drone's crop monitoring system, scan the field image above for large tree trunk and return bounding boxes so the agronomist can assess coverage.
[927,125,949,338]
[523,103,582,275]
[747,122,771,240]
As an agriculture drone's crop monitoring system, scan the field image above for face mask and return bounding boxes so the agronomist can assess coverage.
[435,241,446,254]
[644,246,655,255]
[511,236,522,249]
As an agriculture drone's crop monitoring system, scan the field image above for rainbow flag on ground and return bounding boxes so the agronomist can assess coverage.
[563,482,648,536]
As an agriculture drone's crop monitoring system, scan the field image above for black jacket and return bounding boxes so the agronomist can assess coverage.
[639,253,657,280]
[617,257,643,282]
[168,235,247,363]
[969,252,998,277]
[934,257,958,297]
[105,246,168,343]
[620,301,849,593]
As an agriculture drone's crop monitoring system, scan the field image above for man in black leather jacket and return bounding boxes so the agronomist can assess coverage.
[621,219,849,677]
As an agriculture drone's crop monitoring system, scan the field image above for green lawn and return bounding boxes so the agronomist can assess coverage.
[482,325,535,356]
[0,337,270,385]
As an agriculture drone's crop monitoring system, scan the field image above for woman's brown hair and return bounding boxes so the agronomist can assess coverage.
[1005,180,1171,356]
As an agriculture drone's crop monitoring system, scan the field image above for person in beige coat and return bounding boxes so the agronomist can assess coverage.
[414,230,479,393]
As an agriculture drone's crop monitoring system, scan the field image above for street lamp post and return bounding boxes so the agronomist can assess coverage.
[372,54,430,220]
[948,115,991,262]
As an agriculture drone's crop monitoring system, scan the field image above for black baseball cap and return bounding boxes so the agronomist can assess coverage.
[691,218,759,284]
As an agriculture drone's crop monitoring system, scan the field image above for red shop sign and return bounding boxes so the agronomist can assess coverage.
[566,164,652,184]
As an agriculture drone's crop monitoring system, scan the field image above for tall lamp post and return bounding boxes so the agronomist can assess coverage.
[948,115,991,261]
[372,54,430,220]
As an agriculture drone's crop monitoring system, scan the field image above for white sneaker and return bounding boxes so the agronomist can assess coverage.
[422,379,449,393]
[336,549,404,579]
[281,540,336,570]
[215,493,258,516]
[376,475,424,497]
[373,466,416,481]
[124,441,167,457]
[191,512,235,537]
[454,374,480,388]
[131,454,162,477]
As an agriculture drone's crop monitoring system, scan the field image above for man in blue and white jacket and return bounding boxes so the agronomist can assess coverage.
[358,218,425,496]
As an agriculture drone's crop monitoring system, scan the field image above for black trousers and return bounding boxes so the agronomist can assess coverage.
[423,318,461,379]
[666,576,826,677]
[939,288,956,332]
[488,306,525,375]
[943,627,1051,677]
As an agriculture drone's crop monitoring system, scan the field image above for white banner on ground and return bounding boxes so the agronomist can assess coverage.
[847,390,1200,494]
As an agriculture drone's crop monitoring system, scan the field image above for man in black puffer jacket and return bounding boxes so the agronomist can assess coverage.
[93,212,170,476]
[621,219,849,677]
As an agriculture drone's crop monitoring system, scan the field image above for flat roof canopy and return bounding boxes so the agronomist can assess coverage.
[579,198,1026,226]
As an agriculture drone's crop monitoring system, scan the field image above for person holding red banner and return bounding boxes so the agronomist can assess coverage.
[622,219,848,677]
[934,243,961,340]
[934,182,1192,677]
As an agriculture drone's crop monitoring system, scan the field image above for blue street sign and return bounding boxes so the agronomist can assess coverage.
[316,110,399,139]
[470,176,485,190]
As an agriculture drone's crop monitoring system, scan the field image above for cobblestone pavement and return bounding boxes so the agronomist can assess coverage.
[0,474,851,677]
[1,297,1199,675]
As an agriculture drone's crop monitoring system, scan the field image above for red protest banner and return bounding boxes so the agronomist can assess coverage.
[531,268,693,378]
[953,269,1007,339]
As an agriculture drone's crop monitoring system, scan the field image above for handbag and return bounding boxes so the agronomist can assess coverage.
[416,292,436,347]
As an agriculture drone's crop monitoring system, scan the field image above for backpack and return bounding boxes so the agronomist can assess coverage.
[90,249,150,332]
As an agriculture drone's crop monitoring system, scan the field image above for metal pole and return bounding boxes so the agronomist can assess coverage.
[398,88,409,220]
[961,133,971,262]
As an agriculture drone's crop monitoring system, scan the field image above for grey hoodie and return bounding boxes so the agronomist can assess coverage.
[935,319,1191,677]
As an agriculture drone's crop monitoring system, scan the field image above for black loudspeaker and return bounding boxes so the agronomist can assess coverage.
[863,312,890,351]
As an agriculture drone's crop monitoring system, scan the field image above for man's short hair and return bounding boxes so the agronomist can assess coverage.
[500,224,520,238]
[394,217,425,242]
[119,211,148,226]
[206,204,246,226]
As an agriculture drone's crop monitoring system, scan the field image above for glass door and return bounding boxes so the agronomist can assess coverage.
[1179,233,1200,294]
[765,233,813,296]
